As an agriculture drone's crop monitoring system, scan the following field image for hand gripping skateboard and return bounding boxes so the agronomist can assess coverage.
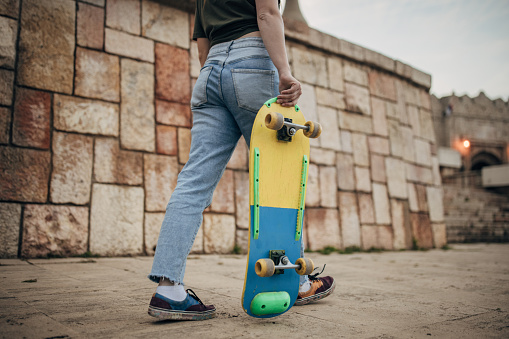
[241,98,322,318]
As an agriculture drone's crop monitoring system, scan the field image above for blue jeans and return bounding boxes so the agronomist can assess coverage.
[149,38,308,287]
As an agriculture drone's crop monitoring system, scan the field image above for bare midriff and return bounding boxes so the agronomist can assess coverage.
[237,31,261,39]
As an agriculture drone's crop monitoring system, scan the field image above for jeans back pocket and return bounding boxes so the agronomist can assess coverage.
[191,65,213,108]
[231,69,275,113]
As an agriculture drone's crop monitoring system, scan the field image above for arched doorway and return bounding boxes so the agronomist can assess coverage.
[470,151,501,171]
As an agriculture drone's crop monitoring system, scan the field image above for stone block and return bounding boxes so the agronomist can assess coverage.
[21,205,89,258]
[385,157,407,199]
[336,152,355,191]
[155,43,191,104]
[352,133,369,166]
[360,225,377,250]
[226,137,248,170]
[338,110,373,134]
[327,57,344,92]
[203,213,235,254]
[414,139,431,166]
[401,126,415,162]
[410,213,433,249]
[50,132,93,205]
[144,212,164,255]
[358,193,375,224]
[372,183,391,224]
[365,49,395,72]
[419,109,435,142]
[419,90,432,110]
[105,28,154,62]
[106,0,140,35]
[341,130,352,153]
[0,146,50,202]
[144,154,179,212]
[320,166,337,208]
[406,163,433,185]
[90,184,144,256]
[54,94,119,136]
[0,0,19,18]
[315,87,345,110]
[310,147,335,166]
[395,61,412,79]
[427,187,444,222]
[17,0,75,94]
[371,97,389,137]
[343,62,368,87]
[411,67,432,89]
[404,84,421,106]
[355,166,371,193]
[378,225,394,250]
[368,71,397,101]
[142,1,190,49]
[431,223,447,248]
[339,39,365,62]
[298,83,318,121]
[368,136,390,155]
[120,58,155,152]
[306,164,320,207]
[94,138,143,185]
[235,229,248,254]
[370,154,386,183]
[407,183,419,212]
[77,2,104,49]
[12,87,51,149]
[234,171,249,229]
[0,107,10,144]
[155,100,192,128]
[385,101,400,122]
[75,47,120,102]
[316,106,341,151]
[0,69,14,105]
[291,47,328,87]
[391,199,412,250]
[0,16,17,68]
[209,169,235,214]
[178,127,192,164]
[345,83,371,115]
[388,119,404,158]
[0,203,21,258]
[156,125,178,155]
[305,208,341,251]
[339,192,361,247]
[394,80,408,124]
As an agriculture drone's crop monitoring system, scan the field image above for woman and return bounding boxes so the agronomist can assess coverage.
[148,0,334,321]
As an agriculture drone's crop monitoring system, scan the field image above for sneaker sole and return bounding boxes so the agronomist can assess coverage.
[294,280,335,306]
[148,305,216,321]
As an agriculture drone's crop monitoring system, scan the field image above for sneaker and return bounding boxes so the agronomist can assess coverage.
[295,272,335,306]
[148,289,216,321]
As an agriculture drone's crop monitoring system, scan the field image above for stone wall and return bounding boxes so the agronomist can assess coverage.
[0,0,445,258]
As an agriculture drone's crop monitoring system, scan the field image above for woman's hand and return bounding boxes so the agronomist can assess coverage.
[277,71,302,107]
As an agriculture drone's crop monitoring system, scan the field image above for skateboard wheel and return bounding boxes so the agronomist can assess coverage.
[303,121,322,139]
[255,258,275,277]
[265,112,284,130]
[295,258,314,276]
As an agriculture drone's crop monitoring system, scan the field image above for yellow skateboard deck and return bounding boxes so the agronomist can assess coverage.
[241,98,321,318]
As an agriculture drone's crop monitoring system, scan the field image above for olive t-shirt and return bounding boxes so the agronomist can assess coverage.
[193,0,277,46]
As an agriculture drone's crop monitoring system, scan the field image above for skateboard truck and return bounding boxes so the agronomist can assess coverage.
[265,112,322,140]
[255,252,314,278]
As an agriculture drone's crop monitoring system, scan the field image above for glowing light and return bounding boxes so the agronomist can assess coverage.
[463,140,470,148]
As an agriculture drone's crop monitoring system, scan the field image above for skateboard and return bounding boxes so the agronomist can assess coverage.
[241,97,322,318]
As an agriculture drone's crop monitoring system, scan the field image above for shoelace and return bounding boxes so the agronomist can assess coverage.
[186,289,204,305]
[308,264,326,281]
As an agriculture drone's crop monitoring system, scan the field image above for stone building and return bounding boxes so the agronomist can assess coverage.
[431,93,509,242]
[0,0,445,258]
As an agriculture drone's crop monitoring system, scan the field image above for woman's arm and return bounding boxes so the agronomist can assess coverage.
[255,0,301,107]
[197,38,211,67]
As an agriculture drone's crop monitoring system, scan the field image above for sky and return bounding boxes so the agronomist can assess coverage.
[282,0,509,101]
